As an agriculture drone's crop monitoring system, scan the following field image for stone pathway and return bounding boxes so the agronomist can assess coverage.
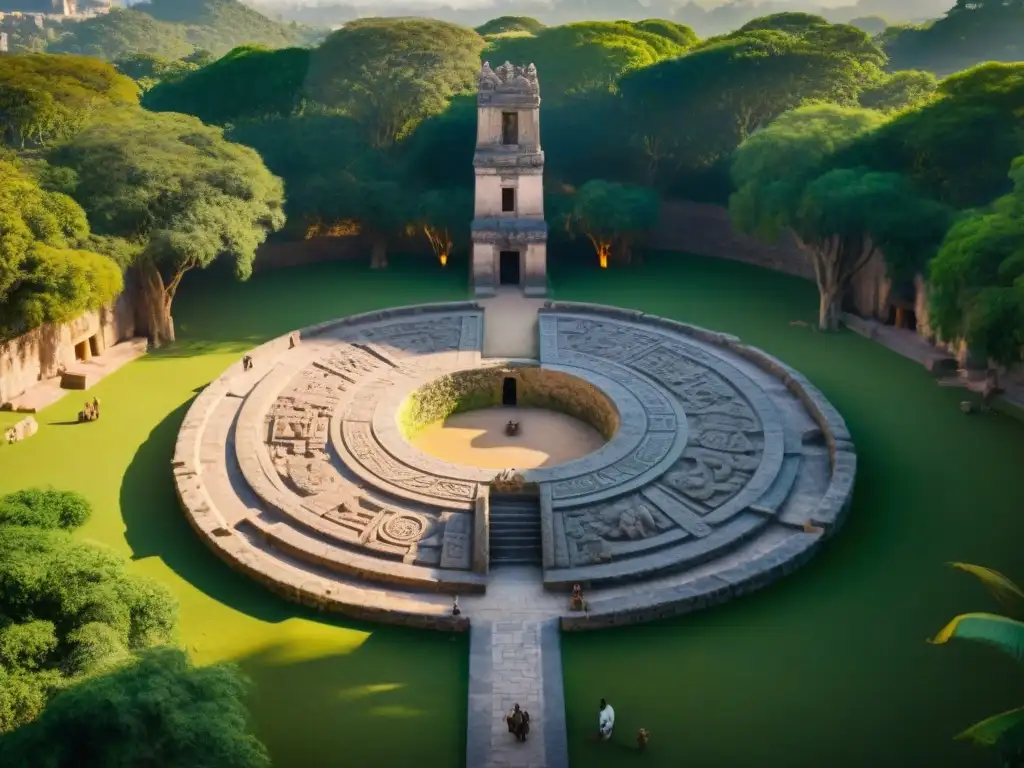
[480,289,545,359]
[465,568,568,768]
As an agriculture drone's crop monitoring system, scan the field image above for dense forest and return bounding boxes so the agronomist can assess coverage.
[0,3,1023,761]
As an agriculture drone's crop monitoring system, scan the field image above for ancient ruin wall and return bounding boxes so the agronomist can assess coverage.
[397,366,620,440]
[0,294,135,405]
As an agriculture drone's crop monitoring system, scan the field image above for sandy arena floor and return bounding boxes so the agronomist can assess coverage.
[409,406,607,469]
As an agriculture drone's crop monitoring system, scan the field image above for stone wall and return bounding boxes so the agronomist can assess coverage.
[0,293,135,405]
[396,364,620,440]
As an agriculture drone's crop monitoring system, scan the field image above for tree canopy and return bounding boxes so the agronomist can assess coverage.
[618,19,887,191]
[929,155,1024,370]
[730,104,951,330]
[51,109,285,345]
[144,45,312,125]
[0,160,122,341]
[0,488,176,733]
[306,18,484,148]
[486,20,695,104]
[476,16,546,36]
[560,179,660,267]
[0,647,270,768]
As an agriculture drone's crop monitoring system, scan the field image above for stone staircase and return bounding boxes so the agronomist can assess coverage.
[489,494,542,566]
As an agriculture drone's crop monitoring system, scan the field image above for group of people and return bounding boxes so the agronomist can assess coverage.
[505,419,520,436]
[78,398,101,423]
[504,698,650,752]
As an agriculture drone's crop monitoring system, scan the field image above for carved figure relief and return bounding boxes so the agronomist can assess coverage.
[551,432,674,499]
[560,496,674,565]
[440,513,471,569]
[661,412,763,510]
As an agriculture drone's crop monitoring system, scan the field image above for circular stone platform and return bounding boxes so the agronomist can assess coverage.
[172,301,856,632]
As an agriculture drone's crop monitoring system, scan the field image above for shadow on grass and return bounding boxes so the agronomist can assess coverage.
[235,631,469,768]
[118,399,303,623]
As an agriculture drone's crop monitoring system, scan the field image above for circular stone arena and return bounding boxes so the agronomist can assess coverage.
[173,301,856,631]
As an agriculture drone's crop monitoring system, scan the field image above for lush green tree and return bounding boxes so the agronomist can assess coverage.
[858,69,938,111]
[52,109,285,346]
[0,489,177,732]
[412,187,474,266]
[928,156,1024,373]
[929,563,1024,763]
[0,647,269,768]
[561,179,660,267]
[306,18,485,148]
[731,105,951,330]
[0,160,122,342]
[0,54,139,112]
[299,174,414,269]
[476,16,546,36]
[486,20,693,104]
[0,488,91,531]
[619,23,885,191]
[835,63,1024,209]
[144,45,312,125]
[399,94,476,191]
[114,53,198,91]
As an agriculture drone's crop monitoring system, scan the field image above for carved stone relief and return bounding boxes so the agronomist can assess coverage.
[560,496,675,565]
[358,318,462,357]
[557,319,662,363]
[550,432,674,500]
[343,421,476,502]
[440,513,472,569]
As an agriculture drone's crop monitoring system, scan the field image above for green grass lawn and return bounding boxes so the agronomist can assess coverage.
[0,256,471,768]
[2,251,1022,767]
[551,253,1024,767]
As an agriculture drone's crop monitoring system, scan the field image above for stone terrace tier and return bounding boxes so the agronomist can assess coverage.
[172,301,856,632]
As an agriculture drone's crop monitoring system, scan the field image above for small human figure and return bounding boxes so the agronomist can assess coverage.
[570,583,587,612]
[452,596,461,616]
[597,698,615,742]
[507,704,523,738]
[289,334,297,349]
[637,728,650,751]
[242,355,253,371]
[518,709,531,742]
[92,398,100,418]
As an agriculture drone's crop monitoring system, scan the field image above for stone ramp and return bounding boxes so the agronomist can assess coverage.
[481,290,544,359]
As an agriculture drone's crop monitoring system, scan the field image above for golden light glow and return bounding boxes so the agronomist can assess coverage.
[440,253,448,266]
[599,253,609,268]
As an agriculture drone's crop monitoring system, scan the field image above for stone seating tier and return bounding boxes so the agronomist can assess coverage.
[172,301,855,631]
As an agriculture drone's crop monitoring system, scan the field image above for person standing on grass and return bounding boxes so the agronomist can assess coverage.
[598,698,615,742]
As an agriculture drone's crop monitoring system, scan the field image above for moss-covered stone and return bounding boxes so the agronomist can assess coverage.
[397,366,619,440]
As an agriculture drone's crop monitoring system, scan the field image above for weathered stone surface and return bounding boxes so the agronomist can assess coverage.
[173,300,855,633]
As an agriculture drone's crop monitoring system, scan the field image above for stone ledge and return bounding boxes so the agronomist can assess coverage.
[560,531,822,630]
[300,302,482,340]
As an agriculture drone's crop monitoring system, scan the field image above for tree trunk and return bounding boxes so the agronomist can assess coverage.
[135,261,175,347]
[370,236,389,270]
[818,288,842,332]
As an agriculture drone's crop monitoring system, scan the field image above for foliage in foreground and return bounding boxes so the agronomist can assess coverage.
[0,647,270,768]
[0,488,176,733]
[929,563,1024,764]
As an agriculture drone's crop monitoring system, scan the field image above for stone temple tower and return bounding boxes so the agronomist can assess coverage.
[470,61,548,297]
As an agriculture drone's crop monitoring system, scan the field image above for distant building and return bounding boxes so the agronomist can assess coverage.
[0,32,8,53]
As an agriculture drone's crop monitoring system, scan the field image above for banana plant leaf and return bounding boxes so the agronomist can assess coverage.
[957,706,1024,748]
[929,613,1024,662]
[950,562,1024,618]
